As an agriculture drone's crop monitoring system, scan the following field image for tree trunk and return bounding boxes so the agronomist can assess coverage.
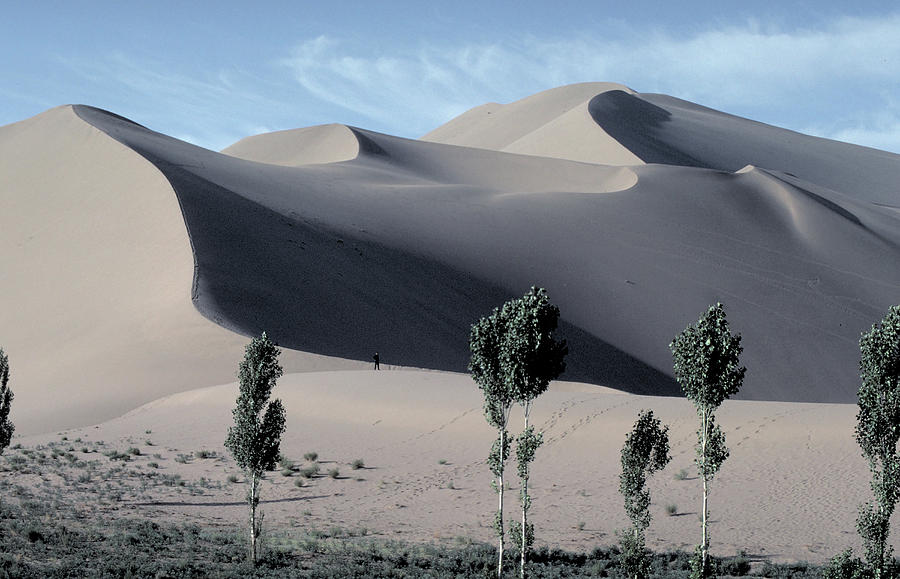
[521,402,530,579]
[497,428,506,579]
[701,408,709,576]
[249,473,259,565]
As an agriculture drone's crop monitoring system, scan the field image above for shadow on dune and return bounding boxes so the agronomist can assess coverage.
[159,161,679,396]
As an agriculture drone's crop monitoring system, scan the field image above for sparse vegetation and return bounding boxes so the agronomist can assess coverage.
[299,464,319,479]
[666,504,678,516]
[328,468,340,479]
[351,458,365,470]
[303,451,318,462]
[674,468,689,481]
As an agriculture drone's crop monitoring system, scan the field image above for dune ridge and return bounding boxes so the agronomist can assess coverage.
[3,83,900,434]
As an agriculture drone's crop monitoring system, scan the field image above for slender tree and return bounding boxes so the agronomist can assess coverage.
[669,303,745,578]
[619,410,671,579]
[224,332,287,566]
[855,305,900,579]
[0,349,14,455]
[501,287,567,579]
[470,307,514,579]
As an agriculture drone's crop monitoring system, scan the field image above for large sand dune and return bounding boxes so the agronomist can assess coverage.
[2,83,900,434]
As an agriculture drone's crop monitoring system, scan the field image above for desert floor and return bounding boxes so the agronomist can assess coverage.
[5,368,883,565]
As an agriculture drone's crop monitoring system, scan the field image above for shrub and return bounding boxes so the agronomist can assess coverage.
[666,504,678,516]
[294,478,304,488]
[304,451,318,462]
[174,454,191,464]
[227,474,239,483]
[328,468,340,479]
[299,464,319,479]
[127,447,141,456]
[195,449,217,459]
[351,458,365,470]
[281,468,293,477]
[674,468,689,480]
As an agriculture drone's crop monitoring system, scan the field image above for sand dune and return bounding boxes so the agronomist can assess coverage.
[20,369,889,564]
[0,106,362,435]
[3,83,900,436]
[222,123,360,166]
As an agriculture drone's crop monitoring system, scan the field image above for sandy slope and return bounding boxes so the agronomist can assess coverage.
[18,369,884,564]
[0,107,363,435]
[3,82,900,437]
[77,98,900,404]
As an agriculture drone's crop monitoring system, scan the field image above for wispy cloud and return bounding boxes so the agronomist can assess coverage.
[281,14,900,152]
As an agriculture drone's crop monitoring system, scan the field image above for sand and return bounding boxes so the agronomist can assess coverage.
[3,82,900,562]
[14,369,884,564]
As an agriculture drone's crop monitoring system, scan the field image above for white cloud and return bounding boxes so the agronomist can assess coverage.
[280,14,900,151]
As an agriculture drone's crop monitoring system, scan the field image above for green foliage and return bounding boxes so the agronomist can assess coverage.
[670,303,745,411]
[619,410,671,579]
[223,332,287,566]
[670,303,744,578]
[470,287,567,579]
[0,349,14,455]
[855,305,900,578]
[224,332,286,477]
[498,288,568,406]
[823,549,870,579]
[696,413,729,479]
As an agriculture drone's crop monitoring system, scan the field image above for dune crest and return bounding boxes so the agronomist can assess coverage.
[221,123,360,166]
[423,81,643,165]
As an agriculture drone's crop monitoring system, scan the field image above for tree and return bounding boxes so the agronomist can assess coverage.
[855,305,900,579]
[619,410,671,579]
[501,287,567,579]
[470,306,515,579]
[0,349,14,455]
[224,332,287,566]
[669,303,745,578]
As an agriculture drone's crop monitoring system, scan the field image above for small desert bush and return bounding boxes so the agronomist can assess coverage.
[227,474,239,483]
[328,468,340,479]
[195,449,217,459]
[674,468,689,480]
[174,453,191,464]
[299,464,319,479]
[303,451,318,462]
[281,468,293,477]
[127,447,141,456]
[351,458,365,470]
[665,504,678,516]
[294,478,304,488]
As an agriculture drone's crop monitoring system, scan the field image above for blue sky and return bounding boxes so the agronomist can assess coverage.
[2,2,899,153]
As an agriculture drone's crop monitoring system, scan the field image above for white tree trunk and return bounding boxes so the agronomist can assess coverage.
[520,401,530,579]
[250,473,259,565]
[701,408,709,574]
[497,428,506,579]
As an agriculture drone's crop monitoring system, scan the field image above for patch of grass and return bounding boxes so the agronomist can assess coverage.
[174,453,191,464]
[299,464,319,479]
[147,462,160,469]
[195,449,217,459]
[127,447,141,456]
[674,468,689,480]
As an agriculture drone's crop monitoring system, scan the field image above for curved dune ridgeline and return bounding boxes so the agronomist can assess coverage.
[2,83,900,435]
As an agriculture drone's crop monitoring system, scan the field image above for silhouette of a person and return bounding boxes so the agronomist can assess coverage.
[373,352,380,370]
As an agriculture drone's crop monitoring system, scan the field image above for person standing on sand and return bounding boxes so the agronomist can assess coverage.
[373,352,380,370]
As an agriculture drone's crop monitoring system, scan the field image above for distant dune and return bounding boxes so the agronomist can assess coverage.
[2,83,900,433]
